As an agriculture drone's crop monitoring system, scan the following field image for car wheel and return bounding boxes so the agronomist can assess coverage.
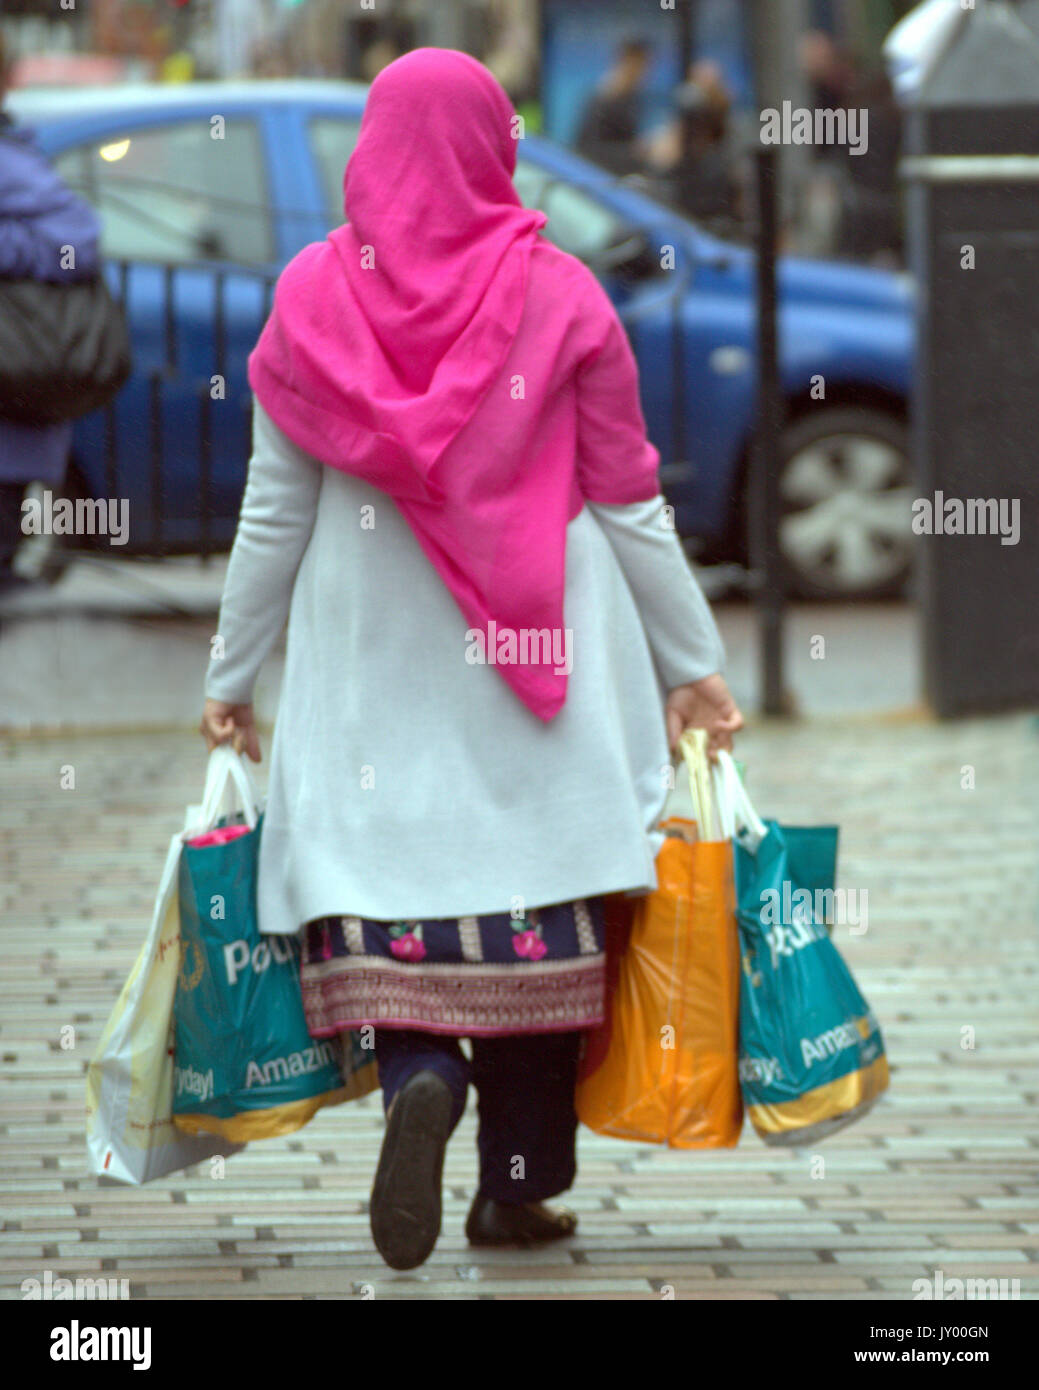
[775,408,913,600]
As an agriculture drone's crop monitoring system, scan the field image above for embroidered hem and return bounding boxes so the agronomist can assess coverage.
[301,954,606,1037]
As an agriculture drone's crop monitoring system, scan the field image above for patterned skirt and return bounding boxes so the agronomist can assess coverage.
[300,896,607,1038]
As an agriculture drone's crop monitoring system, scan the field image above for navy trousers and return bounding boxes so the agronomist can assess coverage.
[374,1028,582,1204]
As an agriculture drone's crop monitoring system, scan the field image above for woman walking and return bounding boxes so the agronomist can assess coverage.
[200,48,742,1271]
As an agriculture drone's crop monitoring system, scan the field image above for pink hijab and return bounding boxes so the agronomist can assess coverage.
[248,48,652,720]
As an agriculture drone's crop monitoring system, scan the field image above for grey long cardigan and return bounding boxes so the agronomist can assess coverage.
[205,402,726,935]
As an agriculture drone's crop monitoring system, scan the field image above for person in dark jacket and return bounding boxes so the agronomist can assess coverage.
[837,68,904,264]
[0,34,101,591]
[574,38,653,178]
[669,61,741,230]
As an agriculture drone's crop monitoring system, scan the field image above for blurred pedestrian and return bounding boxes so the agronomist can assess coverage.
[796,29,858,258]
[838,67,903,265]
[0,35,101,592]
[653,60,742,230]
[482,9,539,105]
[200,49,742,1271]
[574,37,653,177]
[799,29,856,117]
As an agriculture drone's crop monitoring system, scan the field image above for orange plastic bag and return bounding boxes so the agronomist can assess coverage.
[576,810,743,1148]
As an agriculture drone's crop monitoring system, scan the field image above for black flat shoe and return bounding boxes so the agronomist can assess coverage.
[465,1195,578,1248]
[370,1070,454,1270]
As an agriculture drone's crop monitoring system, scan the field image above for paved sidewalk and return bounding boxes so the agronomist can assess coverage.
[1,713,1037,1300]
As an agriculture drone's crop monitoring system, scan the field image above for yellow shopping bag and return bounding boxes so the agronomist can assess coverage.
[576,731,743,1148]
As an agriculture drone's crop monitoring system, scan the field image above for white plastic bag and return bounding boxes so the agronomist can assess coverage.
[84,748,257,1183]
[711,749,768,854]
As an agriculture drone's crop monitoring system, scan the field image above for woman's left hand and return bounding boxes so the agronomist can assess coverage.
[665,673,744,760]
[199,698,262,762]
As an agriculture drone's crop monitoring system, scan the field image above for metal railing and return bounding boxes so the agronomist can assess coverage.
[87,257,279,558]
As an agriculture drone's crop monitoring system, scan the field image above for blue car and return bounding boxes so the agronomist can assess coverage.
[9,81,914,598]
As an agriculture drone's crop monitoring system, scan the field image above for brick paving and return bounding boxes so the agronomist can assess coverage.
[1,714,1037,1300]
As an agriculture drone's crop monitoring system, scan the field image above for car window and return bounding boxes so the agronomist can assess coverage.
[54,119,273,266]
[514,158,633,264]
[310,116,362,227]
[310,117,633,268]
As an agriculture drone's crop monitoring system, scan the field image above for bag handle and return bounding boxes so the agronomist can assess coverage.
[711,749,768,852]
[193,744,260,834]
[676,728,721,841]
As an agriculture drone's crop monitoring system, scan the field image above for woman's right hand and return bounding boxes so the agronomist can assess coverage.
[665,673,744,760]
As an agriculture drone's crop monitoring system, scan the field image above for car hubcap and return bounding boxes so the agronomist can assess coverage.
[779,435,912,593]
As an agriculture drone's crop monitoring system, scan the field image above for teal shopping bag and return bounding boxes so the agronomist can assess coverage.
[171,747,373,1143]
[709,750,889,1146]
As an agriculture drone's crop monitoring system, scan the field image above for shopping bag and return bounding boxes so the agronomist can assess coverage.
[575,730,743,1148]
[722,752,890,1145]
[85,812,244,1185]
[172,746,374,1142]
